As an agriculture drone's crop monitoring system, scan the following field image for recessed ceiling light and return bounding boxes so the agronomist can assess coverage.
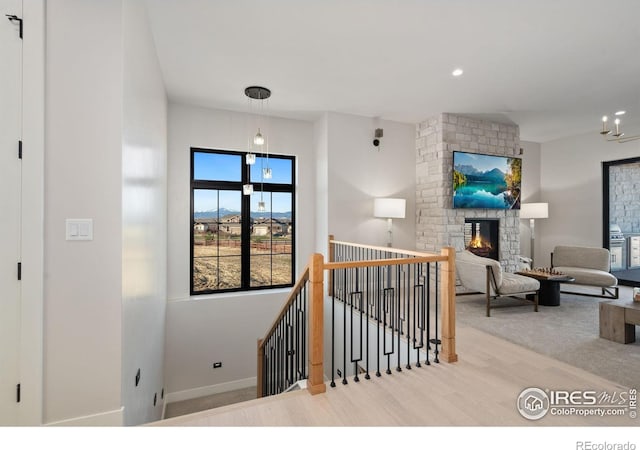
[452,68,464,77]
[615,110,626,116]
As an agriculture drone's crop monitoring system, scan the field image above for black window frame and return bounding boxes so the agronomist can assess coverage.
[190,147,296,295]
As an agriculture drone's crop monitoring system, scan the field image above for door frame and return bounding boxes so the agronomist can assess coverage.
[17,0,45,425]
[602,155,640,288]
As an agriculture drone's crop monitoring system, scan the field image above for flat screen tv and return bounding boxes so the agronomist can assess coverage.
[453,151,521,209]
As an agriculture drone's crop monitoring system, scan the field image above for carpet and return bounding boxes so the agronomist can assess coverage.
[164,386,256,419]
[455,286,640,389]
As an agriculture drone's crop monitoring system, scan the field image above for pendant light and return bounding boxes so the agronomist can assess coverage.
[258,147,266,212]
[245,86,271,164]
[245,86,273,195]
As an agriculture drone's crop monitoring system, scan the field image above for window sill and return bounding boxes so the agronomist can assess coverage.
[168,287,292,303]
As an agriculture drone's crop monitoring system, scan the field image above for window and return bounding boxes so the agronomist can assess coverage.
[191,148,295,294]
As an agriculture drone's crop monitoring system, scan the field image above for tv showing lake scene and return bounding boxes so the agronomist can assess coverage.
[453,151,521,209]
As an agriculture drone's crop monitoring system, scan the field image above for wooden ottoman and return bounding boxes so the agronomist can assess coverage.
[599,300,640,344]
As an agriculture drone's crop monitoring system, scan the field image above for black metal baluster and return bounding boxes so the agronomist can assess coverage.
[376,265,382,377]
[288,324,294,388]
[302,284,307,379]
[425,262,431,365]
[272,335,277,395]
[414,263,425,368]
[352,267,362,382]
[270,344,275,395]
[396,264,402,372]
[330,269,336,388]
[277,327,282,393]
[383,285,394,375]
[369,251,375,318]
[342,268,348,385]
[263,346,268,396]
[280,323,285,392]
[273,329,278,394]
[287,309,292,388]
[405,263,412,370]
[268,340,272,396]
[365,266,371,380]
[298,291,303,382]
[432,262,440,363]
[350,291,363,382]
[284,313,289,389]
[265,342,269,396]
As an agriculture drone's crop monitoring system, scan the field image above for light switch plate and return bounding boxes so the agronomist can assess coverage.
[66,219,93,240]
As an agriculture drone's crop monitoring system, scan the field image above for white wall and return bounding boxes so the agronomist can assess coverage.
[518,140,542,261]
[314,113,329,255]
[45,0,123,424]
[164,103,315,399]
[325,112,416,250]
[121,0,168,426]
[537,125,640,267]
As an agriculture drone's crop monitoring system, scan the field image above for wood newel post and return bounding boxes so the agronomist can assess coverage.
[328,235,335,294]
[307,253,327,395]
[256,339,264,398]
[440,247,458,363]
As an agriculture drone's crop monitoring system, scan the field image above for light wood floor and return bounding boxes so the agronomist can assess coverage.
[150,325,638,427]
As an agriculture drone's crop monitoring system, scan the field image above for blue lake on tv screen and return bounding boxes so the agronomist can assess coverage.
[454,182,512,209]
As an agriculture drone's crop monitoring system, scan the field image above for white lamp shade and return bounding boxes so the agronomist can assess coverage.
[520,202,549,219]
[374,198,406,219]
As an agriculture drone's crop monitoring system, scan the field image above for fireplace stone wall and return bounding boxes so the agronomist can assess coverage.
[416,113,521,272]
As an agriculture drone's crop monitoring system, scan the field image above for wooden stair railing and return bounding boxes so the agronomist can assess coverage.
[258,236,457,398]
[257,263,315,398]
[328,235,457,365]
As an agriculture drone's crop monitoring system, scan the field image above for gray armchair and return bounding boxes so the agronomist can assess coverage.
[456,250,540,317]
[551,245,619,299]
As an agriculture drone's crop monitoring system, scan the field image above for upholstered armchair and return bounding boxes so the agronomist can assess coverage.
[551,245,619,299]
[456,250,540,317]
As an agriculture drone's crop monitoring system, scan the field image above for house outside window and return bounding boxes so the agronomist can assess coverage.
[191,148,295,294]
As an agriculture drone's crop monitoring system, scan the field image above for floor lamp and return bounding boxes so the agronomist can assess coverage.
[374,198,406,247]
[520,202,549,267]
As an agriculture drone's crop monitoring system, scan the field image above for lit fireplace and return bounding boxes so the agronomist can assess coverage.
[468,233,492,257]
[464,219,499,260]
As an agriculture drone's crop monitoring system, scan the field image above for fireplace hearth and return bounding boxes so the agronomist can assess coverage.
[464,219,499,261]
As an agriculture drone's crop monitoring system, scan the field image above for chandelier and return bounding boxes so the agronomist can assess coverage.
[600,113,640,143]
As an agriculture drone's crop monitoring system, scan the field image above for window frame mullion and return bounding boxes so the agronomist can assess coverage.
[241,159,251,290]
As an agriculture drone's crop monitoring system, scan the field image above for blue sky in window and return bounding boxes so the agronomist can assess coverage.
[193,152,241,181]
[250,157,292,184]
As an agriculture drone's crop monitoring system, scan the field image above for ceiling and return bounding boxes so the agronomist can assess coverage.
[144,0,640,143]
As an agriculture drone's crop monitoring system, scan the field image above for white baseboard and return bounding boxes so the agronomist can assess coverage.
[165,377,257,405]
[45,407,124,427]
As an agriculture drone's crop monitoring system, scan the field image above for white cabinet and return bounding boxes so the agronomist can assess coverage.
[611,245,624,270]
[629,236,640,269]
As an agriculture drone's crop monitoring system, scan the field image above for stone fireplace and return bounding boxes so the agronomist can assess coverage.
[415,113,520,272]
